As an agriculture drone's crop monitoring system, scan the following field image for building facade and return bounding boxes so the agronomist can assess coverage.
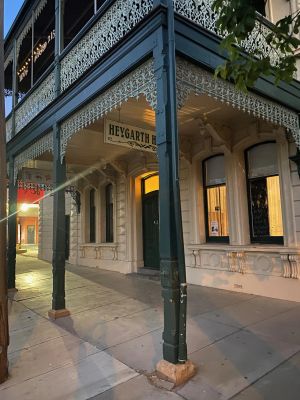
[4,0,300,365]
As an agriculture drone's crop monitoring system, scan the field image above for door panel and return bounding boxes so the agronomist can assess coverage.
[142,191,159,269]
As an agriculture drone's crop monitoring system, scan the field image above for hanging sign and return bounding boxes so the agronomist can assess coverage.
[104,120,157,153]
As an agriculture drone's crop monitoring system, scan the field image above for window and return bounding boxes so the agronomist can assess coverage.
[105,184,114,243]
[89,188,96,243]
[203,155,229,242]
[251,0,266,16]
[246,142,283,244]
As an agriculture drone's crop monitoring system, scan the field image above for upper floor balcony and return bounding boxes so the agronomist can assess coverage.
[4,0,297,144]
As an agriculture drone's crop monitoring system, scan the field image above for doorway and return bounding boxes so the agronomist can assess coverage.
[142,174,159,269]
[27,225,35,244]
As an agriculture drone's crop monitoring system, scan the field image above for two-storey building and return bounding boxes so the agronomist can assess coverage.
[4,0,300,367]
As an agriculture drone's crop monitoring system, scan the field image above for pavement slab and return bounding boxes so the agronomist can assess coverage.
[3,255,300,400]
[231,351,300,400]
[0,352,138,400]
[89,375,184,400]
[107,317,239,373]
[176,329,300,400]
[201,296,300,329]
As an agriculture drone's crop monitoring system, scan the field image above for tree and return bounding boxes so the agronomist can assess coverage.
[0,0,9,384]
[213,0,300,90]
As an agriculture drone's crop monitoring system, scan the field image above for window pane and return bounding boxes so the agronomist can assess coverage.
[248,143,278,178]
[89,189,96,243]
[207,185,229,237]
[205,155,225,186]
[249,176,283,239]
[144,175,159,194]
[249,178,269,237]
[106,184,113,243]
[267,176,283,236]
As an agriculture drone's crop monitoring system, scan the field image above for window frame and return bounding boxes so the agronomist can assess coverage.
[105,183,114,243]
[203,154,229,243]
[245,141,284,245]
[89,188,96,243]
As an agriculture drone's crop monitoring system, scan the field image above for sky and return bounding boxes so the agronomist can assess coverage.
[4,0,25,36]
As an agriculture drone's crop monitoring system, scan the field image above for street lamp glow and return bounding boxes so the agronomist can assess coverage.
[20,203,29,212]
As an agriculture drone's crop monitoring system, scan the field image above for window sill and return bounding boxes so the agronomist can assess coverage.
[187,243,300,254]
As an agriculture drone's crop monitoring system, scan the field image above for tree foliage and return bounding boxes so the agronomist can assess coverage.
[212,0,300,90]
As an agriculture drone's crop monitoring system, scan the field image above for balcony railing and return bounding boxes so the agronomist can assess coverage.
[173,0,281,67]
[5,0,281,143]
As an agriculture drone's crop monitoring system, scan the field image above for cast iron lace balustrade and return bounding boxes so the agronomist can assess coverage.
[176,58,300,146]
[16,0,48,60]
[14,132,53,182]
[60,0,154,92]
[60,58,157,159]
[15,71,55,134]
[173,0,281,67]
[6,117,12,143]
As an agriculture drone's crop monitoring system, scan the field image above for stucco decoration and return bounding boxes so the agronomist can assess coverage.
[176,58,300,147]
[173,0,281,67]
[15,71,55,134]
[61,58,157,160]
[60,0,154,92]
[14,132,53,182]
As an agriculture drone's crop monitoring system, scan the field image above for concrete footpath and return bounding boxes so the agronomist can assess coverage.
[1,255,300,399]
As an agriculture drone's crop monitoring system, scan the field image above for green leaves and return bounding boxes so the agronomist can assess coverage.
[212,0,300,90]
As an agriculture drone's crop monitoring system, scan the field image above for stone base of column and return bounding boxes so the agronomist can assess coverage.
[156,360,197,386]
[48,309,70,320]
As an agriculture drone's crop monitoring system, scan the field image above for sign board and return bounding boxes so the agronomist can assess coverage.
[104,119,157,153]
[210,220,219,236]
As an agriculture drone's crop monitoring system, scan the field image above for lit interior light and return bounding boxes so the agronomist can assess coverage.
[20,203,29,212]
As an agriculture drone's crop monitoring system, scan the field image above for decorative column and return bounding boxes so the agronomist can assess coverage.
[11,39,17,136]
[7,158,17,291]
[154,0,196,385]
[54,0,63,97]
[48,123,70,319]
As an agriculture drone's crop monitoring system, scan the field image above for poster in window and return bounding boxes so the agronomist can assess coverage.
[210,221,219,236]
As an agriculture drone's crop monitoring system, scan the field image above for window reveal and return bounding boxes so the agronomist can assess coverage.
[203,155,229,242]
[246,142,283,244]
[89,188,96,243]
[105,184,114,243]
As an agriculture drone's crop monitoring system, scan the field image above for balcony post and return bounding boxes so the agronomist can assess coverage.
[54,0,63,96]
[11,39,17,136]
[7,158,17,290]
[48,123,70,319]
[153,1,195,384]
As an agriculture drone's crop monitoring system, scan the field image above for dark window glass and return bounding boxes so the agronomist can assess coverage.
[246,142,283,244]
[105,184,114,243]
[97,0,106,11]
[203,155,229,242]
[33,0,55,84]
[250,0,266,16]
[63,0,94,48]
[89,189,96,243]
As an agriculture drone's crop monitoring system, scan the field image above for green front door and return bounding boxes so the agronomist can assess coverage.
[142,190,160,269]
